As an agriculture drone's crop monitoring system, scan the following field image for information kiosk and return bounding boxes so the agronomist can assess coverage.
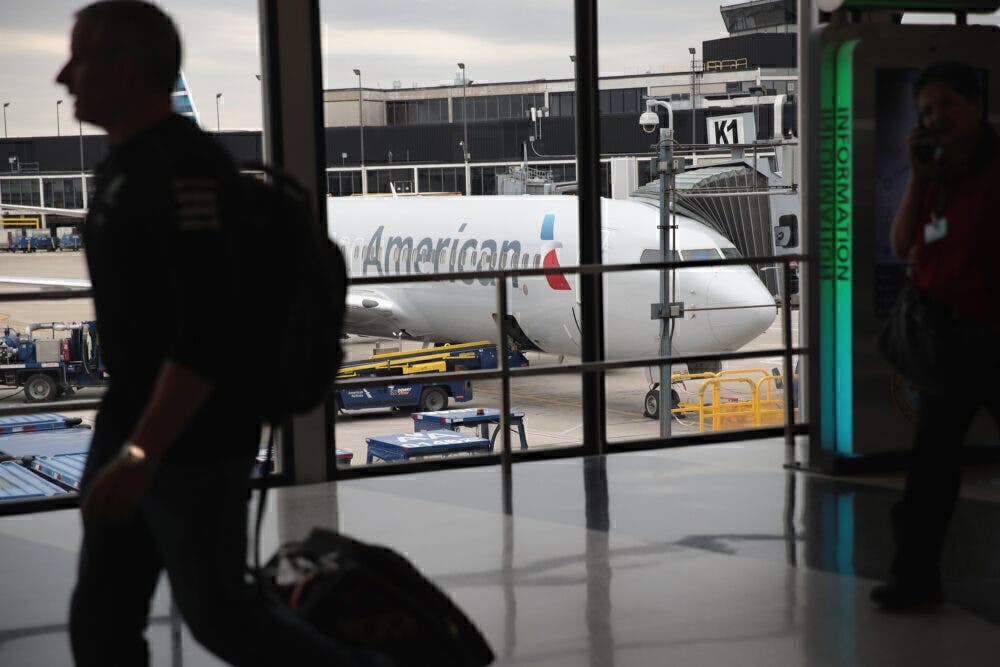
[805,1,1000,471]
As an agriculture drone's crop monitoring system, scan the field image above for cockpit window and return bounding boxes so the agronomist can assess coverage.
[680,248,722,261]
[720,247,742,259]
[640,249,681,263]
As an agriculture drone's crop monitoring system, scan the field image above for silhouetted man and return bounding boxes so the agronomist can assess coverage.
[59,3,386,664]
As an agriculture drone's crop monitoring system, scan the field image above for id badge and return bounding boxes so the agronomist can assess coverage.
[924,215,948,244]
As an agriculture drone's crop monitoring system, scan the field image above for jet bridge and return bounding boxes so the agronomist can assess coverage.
[632,159,799,296]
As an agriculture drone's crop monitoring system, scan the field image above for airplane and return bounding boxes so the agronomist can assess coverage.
[328,194,776,366]
[0,194,777,392]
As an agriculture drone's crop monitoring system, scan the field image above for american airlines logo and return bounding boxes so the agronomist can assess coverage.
[540,214,571,291]
[359,214,573,292]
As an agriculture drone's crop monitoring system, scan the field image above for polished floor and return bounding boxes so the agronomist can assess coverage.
[2,441,999,666]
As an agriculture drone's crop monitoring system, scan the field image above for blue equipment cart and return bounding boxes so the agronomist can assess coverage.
[365,431,491,463]
[29,452,88,490]
[412,408,528,451]
[0,460,69,499]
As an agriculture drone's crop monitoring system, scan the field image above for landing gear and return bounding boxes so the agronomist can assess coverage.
[642,383,680,420]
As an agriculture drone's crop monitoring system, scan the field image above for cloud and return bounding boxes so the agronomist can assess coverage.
[0,29,68,57]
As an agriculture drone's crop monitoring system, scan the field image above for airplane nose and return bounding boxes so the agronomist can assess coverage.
[705,269,777,350]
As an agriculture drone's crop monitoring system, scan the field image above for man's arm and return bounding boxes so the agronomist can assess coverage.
[80,360,214,523]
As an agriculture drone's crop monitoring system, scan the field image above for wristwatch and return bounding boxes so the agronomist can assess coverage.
[119,443,149,466]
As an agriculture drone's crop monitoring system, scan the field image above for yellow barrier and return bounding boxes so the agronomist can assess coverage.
[697,377,759,432]
[664,370,798,432]
[2,216,41,229]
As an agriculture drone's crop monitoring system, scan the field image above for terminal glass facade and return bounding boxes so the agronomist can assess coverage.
[0,178,42,206]
[417,167,465,194]
[550,88,645,117]
[386,98,449,126]
[453,93,546,123]
[327,170,363,197]
[43,177,85,209]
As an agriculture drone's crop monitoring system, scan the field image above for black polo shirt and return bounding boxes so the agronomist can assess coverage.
[83,114,255,464]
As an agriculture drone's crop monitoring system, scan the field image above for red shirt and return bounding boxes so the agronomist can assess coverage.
[911,128,1000,323]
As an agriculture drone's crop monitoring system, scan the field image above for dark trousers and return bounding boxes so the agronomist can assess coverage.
[69,454,383,666]
[890,390,1000,583]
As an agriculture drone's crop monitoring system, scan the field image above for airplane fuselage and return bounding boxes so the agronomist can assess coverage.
[328,195,776,361]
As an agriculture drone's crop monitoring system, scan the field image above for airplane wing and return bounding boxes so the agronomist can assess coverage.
[0,203,87,218]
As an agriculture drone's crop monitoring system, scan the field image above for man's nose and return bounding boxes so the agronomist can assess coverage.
[56,62,70,86]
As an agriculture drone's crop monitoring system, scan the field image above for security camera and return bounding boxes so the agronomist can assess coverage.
[639,110,660,134]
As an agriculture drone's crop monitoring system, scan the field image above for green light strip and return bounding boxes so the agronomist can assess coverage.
[834,39,858,455]
[818,41,839,453]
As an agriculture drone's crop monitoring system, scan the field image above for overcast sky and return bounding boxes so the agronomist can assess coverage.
[0,1,996,138]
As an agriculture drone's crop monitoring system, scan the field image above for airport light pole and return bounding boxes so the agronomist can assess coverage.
[2,102,9,138]
[353,68,365,166]
[457,63,469,163]
[215,92,222,131]
[56,99,63,137]
[688,47,696,150]
[640,99,676,438]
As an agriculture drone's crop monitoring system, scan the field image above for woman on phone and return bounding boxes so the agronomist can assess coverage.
[872,62,1000,611]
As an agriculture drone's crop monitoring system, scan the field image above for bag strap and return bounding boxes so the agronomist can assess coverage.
[253,424,276,576]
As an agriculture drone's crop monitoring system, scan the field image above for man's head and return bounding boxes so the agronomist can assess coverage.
[912,62,984,152]
[56,1,180,131]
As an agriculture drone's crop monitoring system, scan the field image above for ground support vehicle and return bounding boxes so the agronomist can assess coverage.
[336,341,529,413]
[0,321,107,403]
[59,231,83,250]
[7,234,58,252]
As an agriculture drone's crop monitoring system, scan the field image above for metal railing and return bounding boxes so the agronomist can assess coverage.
[0,243,807,515]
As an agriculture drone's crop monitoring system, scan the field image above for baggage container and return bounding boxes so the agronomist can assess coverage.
[0,461,68,499]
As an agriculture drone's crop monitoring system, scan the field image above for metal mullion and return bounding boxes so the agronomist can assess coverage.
[346,253,808,287]
[496,277,512,476]
[0,289,92,302]
[573,0,606,457]
[335,346,809,391]
[0,398,103,417]
[781,263,796,460]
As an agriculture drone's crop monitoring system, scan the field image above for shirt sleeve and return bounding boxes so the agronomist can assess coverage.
[161,174,240,383]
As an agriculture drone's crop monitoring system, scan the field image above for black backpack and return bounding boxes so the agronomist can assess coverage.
[231,166,347,422]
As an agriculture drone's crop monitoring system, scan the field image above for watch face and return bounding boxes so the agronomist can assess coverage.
[124,444,147,462]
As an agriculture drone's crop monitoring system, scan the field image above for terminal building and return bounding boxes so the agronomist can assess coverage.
[4,2,1000,663]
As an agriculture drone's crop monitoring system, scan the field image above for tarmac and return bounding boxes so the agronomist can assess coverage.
[0,249,801,465]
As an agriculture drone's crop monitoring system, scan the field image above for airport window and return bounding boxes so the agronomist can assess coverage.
[327,171,362,197]
[386,98,449,126]
[682,248,722,261]
[452,93,546,123]
[43,177,85,209]
[0,178,42,206]
[418,167,465,194]
[367,169,413,194]
[640,249,682,263]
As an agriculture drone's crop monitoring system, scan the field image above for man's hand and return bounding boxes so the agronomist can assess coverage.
[80,457,157,524]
